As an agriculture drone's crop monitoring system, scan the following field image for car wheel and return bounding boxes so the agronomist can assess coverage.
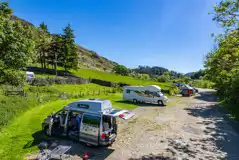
[133,99,138,103]
[158,100,164,106]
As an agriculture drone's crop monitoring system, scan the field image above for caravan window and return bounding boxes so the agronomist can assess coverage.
[126,89,130,94]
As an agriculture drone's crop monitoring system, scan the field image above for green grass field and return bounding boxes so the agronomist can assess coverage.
[0,67,174,159]
[0,93,137,160]
[72,68,172,90]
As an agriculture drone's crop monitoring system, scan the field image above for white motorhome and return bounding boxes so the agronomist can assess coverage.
[42,99,135,146]
[123,85,169,106]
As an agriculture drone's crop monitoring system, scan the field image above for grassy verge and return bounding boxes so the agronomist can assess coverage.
[0,93,137,160]
[0,84,117,131]
[223,103,239,121]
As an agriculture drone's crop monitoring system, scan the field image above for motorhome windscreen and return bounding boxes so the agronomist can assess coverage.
[82,115,100,127]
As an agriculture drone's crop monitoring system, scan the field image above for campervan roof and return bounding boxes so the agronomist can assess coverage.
[64,99,113,114]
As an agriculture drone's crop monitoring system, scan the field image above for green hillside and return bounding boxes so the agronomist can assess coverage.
[72,68,173,90]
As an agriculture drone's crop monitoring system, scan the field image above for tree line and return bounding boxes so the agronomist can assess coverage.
[205,0,239,105]
[0,2,78,86]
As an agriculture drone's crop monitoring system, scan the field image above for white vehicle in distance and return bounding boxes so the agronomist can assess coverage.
[123,85,169,106]
[26,71,35,82]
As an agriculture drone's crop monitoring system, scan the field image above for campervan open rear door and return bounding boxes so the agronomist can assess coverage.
[104,110,135,120]
[80,113,101,146]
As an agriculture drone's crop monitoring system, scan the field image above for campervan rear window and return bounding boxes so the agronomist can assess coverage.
[82,114,100,127]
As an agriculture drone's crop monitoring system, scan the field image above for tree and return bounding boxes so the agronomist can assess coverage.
[0,2,35,86]
[36,22,52,68]
[205,0,239,104]
[113,65,130,76]
[211,0,239,31]
[62,24,78,72]
[47,34,64,78]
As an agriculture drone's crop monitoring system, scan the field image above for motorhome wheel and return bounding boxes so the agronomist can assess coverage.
[133,99,138,103]
[158,100,164,106]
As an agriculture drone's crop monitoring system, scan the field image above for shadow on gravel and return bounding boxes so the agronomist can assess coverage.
[128,154,171,160]
[115,100,163,107]
[194,92,218,102]
[23,130,114,159]
[184,93,239,160]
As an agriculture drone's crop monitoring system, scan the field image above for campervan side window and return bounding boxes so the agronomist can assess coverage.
[77,103,90,109]
[126,89,130,94]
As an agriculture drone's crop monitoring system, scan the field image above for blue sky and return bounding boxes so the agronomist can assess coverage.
[9,0,221,73]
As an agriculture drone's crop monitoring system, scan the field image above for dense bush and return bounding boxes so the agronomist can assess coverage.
[192,80,214,89]
[112,64,130,76]
[157,75,170,82]
[31,77,89,86]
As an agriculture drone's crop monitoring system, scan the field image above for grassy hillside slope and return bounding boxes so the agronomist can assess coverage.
[72,68,173,90]
[12,15,117,71]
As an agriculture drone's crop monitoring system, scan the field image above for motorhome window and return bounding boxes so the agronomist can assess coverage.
[145,90,150,95]
[126,89,130,94]
[135,91,144,96]
[77,104,89,109]
[82,115,100,127]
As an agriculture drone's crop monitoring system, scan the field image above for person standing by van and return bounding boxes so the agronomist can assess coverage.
[76,113,82,130]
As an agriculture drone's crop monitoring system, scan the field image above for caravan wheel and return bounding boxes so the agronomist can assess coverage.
[158,100,164,106]
[133,99,138,103]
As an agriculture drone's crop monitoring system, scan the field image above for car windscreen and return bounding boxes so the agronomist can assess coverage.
[82,114,100,127]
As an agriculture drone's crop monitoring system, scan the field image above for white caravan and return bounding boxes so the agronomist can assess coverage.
[123,85,169,106]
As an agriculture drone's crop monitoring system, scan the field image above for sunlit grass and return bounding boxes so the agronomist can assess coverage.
[71,68,173,90]
[0,93,137,160]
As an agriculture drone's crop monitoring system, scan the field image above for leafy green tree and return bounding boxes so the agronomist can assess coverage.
[47,34,64,77]
[205,0,239,104]
[36,22,52,68]
[62,24,78,72]
[0,2,35,86]
[211,0,239,31]
[113,65,130,76]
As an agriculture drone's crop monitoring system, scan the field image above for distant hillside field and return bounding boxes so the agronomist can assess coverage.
[72,68,173,90]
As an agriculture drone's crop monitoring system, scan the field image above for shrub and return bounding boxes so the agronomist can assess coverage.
[192,80,214,89]
[157,75,169,82]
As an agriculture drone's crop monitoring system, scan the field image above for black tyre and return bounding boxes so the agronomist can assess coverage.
[158,100,164,106]
[133,99,138,103]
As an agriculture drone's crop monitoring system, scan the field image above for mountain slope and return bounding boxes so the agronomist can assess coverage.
[12,15,117,71]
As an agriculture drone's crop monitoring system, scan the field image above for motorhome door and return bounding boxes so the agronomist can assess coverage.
[79,113,101,146]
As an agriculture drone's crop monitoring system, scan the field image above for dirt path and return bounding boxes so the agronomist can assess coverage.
[106,89,239,160]
[28,89,239,160]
